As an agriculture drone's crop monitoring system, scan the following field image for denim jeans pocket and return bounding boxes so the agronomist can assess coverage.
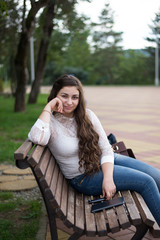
[69,174,85,187]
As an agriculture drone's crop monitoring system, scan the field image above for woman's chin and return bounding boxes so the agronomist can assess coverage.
[63,110,74,117]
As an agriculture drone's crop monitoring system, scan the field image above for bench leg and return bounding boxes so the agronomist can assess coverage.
[30,167,58,240]
[48,211,58,240]
[131,223,148,240]
[68,231,84,240]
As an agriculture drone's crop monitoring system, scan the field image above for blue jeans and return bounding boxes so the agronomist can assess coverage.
[68,153,160,227]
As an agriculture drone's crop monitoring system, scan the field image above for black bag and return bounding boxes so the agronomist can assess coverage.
[107,133,117,145]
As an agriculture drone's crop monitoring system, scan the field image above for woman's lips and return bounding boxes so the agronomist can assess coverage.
[64,106,73,110]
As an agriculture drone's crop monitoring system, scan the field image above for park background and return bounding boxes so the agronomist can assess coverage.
[0,0,160,239]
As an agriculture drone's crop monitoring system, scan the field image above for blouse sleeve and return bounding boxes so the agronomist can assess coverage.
[87,109,114,165]
[28,118,51,146]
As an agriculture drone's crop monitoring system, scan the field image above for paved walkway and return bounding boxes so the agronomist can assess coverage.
[85,86,160,168]
[1,86,160,240]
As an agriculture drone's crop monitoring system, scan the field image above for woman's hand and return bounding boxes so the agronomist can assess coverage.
[39,97,64,123]
[102,177,116,200]
[47,97,64,113]
[101,162,116,200]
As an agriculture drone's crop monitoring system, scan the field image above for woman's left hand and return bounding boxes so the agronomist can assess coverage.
[102,178,116,200]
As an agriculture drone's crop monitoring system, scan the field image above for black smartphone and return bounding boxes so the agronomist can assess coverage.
[91,197,125,213]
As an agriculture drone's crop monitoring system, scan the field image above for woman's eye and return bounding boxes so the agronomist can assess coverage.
[61,95,67,98]
[72,96,79,100]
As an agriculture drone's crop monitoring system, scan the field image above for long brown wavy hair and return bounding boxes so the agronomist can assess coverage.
[48,74,102,175]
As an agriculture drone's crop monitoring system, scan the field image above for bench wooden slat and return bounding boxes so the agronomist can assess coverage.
[66,185,75,227]
[27,145,45,167]
[121,191,141,225]
[84,195,96,237]
[105,208,119,233]
[114,192,131,229]
[40,155,56,189]
[34,148,51,179]
[44,164,61,217]
[45,156,56,186]
[14,139,33,160]
[94,207,107,236]
[60,178,68,222]
[74,193,84,232]
[55,171,63,206]
[45,163,59,201]
[54,171,64,218]
[132,192,155,227]
[105,192,130,233]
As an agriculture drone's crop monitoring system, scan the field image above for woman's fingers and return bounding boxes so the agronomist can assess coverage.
[102,184,116,200]
[49,98,64,113]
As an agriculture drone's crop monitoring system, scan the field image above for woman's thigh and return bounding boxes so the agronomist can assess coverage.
[113,164,155,193]
[114,153,160,191]
[69,164,158,196]
[68,171,103,196]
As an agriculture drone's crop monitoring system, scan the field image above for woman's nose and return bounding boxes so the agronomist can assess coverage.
[67,98,72,104]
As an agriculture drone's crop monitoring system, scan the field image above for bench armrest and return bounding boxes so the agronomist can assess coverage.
[14,139,33,160]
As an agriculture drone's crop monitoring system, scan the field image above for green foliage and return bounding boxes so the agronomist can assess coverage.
[0,0,20,90]
[62,66,89,83]
[117,50,152,85]
[145,9,160,84]
[45,12,92,84]
[0,1,7,17]
[0,94,47,163]
[1,0,158,94]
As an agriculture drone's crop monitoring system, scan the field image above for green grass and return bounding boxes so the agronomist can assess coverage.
[0,192,14,200]
[0,95,44,239]
[0,94,48,163]
[0,199,42,240]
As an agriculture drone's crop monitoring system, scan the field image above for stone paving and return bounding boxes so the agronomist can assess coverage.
[1,86,160,240]
[0,164,37,191]
[85,86,160,168]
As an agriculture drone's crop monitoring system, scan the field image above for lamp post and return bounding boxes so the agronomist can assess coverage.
[155,35,159,86]
[30,36,35,83]
[155,22,160,86]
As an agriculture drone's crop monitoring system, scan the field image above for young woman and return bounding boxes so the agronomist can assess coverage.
[28,74,160,227]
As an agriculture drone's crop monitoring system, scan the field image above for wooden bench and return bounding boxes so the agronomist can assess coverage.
[14,140,160,240]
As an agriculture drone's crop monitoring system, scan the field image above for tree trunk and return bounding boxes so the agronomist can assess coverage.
[14,0,48,112]
[14,31,30,112]
[28,0,56,104]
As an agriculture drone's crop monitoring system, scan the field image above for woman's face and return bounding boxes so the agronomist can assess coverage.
[57,86,79,117]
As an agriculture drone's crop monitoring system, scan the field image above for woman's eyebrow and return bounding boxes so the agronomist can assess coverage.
[61,92,79,96]
[60,92,69,95]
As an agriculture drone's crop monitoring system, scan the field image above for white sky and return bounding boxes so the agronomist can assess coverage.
[77,0,160,49]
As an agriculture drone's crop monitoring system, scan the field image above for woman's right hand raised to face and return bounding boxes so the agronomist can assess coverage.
[39,97,64,123]
[47,97,64,113]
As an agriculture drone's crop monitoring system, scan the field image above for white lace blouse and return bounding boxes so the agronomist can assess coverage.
[28,109,114,179]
